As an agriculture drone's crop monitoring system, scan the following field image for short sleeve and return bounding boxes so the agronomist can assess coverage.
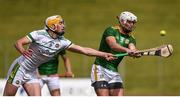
[60,36,72,50]
[26,31,39,42]
[129,35,136,45]
[103,27,116,38]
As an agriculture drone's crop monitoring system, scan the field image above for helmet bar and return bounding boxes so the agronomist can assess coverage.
[45,15,64,31]
[118,11,137,33]
[45,15,65,36]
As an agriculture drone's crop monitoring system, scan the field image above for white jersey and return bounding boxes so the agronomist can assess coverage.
[17,29,72,71]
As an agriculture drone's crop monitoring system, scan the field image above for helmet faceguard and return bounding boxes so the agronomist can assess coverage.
[118,11,137,33]
[45,15,65,36]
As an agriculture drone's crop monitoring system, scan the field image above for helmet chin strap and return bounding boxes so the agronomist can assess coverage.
[45,24,64,36]
[53,31,65,36]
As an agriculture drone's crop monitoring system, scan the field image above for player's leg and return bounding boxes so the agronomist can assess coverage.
[92,81,109,96]
[3,82,18,96]
[109,82,124,96]
[110,88,124,96]
[91,64,110,96]
[23,82,41,96]
[108,71,124,96]
[46,76,61,96]
[23,72,42,96]
[49,89,61,96]
[3,61,21,96]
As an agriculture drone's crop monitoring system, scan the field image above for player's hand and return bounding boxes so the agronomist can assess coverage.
[125,49,141,58]
[133,52,142,58]
[22,49,33,58]
[127,49,142,58]
[104,53,117,61]
[126,49,135,57]
[64,72,74,78]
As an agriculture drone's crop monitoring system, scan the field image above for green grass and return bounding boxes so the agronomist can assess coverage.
[0,0,180,95]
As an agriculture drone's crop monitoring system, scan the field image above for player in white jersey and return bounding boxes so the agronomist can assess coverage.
[3,15,116,96]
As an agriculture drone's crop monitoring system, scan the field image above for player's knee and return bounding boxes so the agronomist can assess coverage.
[3,88,17,96]
[3,83,18,96]
[50,89,61,96]
[109,82,123,89]
[92,81,109,90]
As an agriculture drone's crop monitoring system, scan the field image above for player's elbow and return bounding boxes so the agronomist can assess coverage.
[14,41,19,49]
[14,40,23,50]
[110,45,119,51]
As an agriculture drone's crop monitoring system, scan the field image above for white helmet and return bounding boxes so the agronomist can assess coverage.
[118,11,137,32]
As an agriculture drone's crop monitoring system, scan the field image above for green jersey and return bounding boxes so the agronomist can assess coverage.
[38,50,66,75]
[94,26,136,72]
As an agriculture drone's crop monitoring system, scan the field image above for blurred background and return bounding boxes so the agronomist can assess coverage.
[0,0,180,95]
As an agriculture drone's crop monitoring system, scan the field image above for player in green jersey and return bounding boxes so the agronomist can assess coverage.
[91,11,141,96]
[37,50,73,96]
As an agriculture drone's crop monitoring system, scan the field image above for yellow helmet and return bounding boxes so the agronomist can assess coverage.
[45,15,64,31]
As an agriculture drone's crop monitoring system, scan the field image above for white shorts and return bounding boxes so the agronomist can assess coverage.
[91,64,123,85]
[6,59,39,87]
[39,76,60,91]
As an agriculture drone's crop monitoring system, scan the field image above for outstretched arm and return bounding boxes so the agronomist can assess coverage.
[67,44,115,61]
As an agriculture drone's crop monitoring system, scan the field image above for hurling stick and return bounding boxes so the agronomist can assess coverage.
[115,53,128,57]
[115,44,173,58]
[136,44,173,58]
